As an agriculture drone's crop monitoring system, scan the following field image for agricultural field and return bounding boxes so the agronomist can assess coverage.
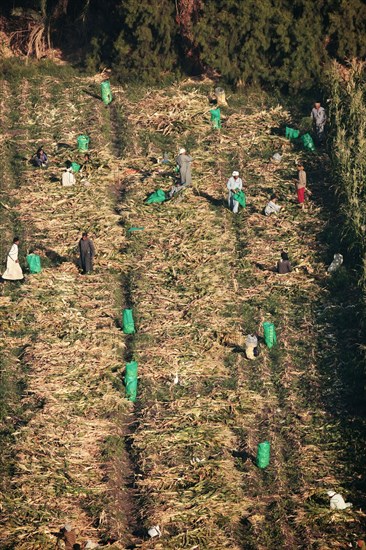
[0,69,365,549]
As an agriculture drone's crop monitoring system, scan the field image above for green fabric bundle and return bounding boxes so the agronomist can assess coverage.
[263,322,277,349]
[125,360,138,402]
[285,126,300,139]
[122,309,135,334]
[101,80,113,105]
[26,253,42,274]
[301,133,315,151]
[71,162,81,173]
[233,190,246,208]
[77,135,90,152]
[256,441,270,469]
[145,189,166,204]
[210,108,221,129]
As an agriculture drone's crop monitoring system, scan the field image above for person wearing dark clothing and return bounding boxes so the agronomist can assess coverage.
[33,147,48,167]
[277,251,292,274]
[78,232,95,274]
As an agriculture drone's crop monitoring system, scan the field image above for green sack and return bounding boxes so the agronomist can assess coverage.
[77,135,90,152]
[285,126,300,139]
[301,133,315,151]
[26,253,42,274]
[125,360,138,402]
[210,108,221,129]
[256,441,270,469]
[263,322,277,349]
[145,189,166,204]
[101,80,113,105]
[122,309,135,334]
[71,162,81,173]
[233,190,246,208]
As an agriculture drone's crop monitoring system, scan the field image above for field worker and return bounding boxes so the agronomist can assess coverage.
[311,101,327,143]
[264,193,281,216]
[33,146,48,167]
[78,232,95,274]
[227,170,243,213]
[327,490,352,511]
[245,334,259,360]
[277,251,292,274]
[296,163,311,207]
[176,148,193,186]
[62,162,76,187]
[57,523,78,550]
[2,237,24,281]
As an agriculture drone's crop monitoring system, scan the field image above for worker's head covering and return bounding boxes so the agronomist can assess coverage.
[327,490,336,497]
[64,524,73,532]
[178,148,186,155]
[232,170,239,177]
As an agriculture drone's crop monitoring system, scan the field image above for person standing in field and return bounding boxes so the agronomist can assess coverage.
[176,148,193,186]
[227,170,243,214]
[295,163,311,207]
[2,237,24,281]
[311,101,327,143]
[78,232,95,274]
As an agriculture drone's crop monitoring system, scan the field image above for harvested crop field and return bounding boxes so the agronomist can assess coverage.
[0,74,365,549]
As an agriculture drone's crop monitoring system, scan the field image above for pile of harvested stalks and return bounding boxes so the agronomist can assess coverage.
[0,73,364,550]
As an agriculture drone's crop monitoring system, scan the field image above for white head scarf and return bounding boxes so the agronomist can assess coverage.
[232,170,239,177]
[178,148,186,155]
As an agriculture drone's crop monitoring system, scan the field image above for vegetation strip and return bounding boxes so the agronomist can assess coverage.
[0,75,134,549]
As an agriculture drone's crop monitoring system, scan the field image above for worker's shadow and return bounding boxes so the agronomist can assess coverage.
[82,88,102,100]
[44,248,70,266]
[193,189,226,208]
[56,142,72,149]
[255,262,276,273]
[270,125,287,136]
[232,449,256,463]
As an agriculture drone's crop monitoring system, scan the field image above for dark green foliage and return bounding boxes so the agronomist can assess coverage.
[113,0,177,79]
[327,60,366,272]
[2,1,366,88]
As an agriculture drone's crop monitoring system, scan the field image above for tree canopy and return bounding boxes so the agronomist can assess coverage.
[1,0,366,89]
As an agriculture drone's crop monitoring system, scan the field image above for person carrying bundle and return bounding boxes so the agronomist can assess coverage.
[227,170,243,214]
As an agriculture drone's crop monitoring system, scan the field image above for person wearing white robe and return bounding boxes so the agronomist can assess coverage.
[2,237,24,281]
[265,194,281,216]
[327,490,352,510]
[62,168,76,187]
[227,170,243,214]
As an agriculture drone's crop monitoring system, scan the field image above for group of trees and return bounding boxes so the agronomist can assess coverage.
[2,0,366,88]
